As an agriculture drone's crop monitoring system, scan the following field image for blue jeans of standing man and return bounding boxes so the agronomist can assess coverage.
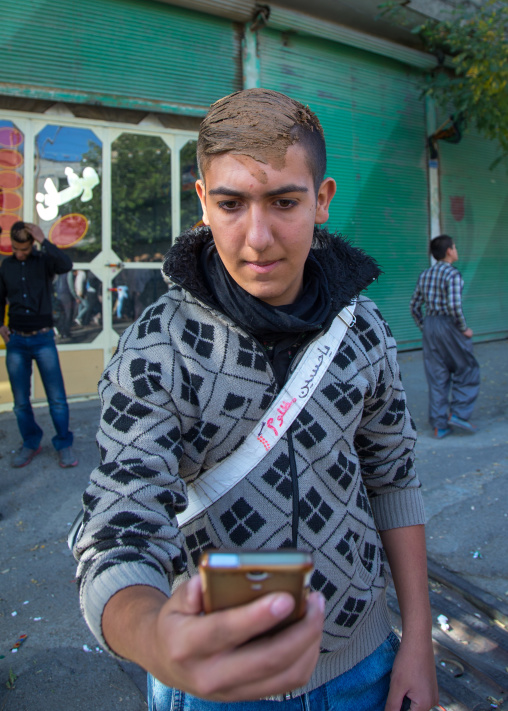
[6,330,73,451]
[148,632,400,711]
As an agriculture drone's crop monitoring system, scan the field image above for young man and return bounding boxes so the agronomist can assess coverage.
[0,222,78,467]
[410,234,480,439]
[75,89,438,711]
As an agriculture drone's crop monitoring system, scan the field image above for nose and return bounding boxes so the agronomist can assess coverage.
[245,205,273,252]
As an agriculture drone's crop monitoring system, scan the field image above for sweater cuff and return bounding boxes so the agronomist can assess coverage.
[80,561,171,658]
[371,488,426,531]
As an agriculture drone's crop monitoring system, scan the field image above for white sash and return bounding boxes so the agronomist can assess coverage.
[177,301,356,526]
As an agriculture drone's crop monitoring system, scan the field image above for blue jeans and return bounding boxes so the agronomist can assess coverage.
[148,632,400,711]
[6,330,73,451]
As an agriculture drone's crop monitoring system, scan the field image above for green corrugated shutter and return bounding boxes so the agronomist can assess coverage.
[2,0,241,113]
[440,134,508,341]
[258,28,429,348]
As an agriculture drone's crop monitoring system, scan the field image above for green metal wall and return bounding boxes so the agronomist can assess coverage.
[2,0,241,114]
[440,135,508,342]
[258,29,429,348]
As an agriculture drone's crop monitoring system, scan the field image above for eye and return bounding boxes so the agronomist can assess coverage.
[218,200,241,211]
[274,198,297,208]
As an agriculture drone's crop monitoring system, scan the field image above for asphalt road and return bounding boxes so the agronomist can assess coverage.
[0,337,506,710]
[398,338,508,601]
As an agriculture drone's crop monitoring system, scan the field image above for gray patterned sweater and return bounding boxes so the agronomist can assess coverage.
[75,227,425,696]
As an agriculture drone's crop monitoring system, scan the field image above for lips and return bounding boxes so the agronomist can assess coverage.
[246,260,280,274]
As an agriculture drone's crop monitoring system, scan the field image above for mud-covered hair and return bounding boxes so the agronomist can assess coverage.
[197,88,327,194]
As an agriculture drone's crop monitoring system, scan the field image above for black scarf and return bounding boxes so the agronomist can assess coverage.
[200,241,331,341]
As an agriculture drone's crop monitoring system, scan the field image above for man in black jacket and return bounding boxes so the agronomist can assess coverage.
[0,222,78,468]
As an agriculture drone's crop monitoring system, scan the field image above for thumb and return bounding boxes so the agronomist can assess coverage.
[169,575,204,616]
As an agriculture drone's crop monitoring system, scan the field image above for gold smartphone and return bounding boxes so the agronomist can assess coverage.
[198,550,314,629]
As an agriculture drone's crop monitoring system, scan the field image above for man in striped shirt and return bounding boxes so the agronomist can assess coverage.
[410,234,480,439]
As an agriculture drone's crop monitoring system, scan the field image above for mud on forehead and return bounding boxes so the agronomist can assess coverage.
[199,89,321,171]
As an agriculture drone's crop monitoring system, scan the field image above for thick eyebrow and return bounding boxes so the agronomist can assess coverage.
[207,184,309,198]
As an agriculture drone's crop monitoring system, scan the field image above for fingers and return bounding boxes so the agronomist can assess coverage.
[173,592,325,701]
[157,583,324,698]
[207,593,325,695]
[170,588,296,659]
[203,628,322,701]
[384,642,439,711]
[166,575,299,648]
[384,686,408,711]
[25,223,45,242]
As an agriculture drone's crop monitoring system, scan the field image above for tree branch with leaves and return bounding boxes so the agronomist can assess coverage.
[379,0,508,167]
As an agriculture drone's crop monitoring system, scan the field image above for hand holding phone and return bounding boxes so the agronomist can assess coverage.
[199,550,314,630]
[104,558,325,701]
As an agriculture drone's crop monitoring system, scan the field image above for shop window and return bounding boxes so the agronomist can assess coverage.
[0,120,24,260]
[55,268,103,344]
[34,125,102,263]
[112,134,172,262]
[111,268,167,337]
[181,140,202,230]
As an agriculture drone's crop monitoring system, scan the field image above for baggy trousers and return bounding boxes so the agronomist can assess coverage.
[422,315,480,429]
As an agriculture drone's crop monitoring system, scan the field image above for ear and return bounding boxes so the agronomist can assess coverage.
[195,179,210,226]
[314,177,336,225]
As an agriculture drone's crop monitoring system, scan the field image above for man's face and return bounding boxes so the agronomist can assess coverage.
[11,239,33,262]
[196,144,336,306]
[446,243,458,263]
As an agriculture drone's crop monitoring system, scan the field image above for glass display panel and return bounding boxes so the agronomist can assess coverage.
[0,120,25,262]
[53,268,103,344]
[112,268,167,337]
[112,134,172,262]
[34,125,102,263]
[180,140,202,231]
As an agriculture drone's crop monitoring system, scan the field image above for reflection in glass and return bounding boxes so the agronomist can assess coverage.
[53,269,103,344]
[0,120,25,261]
[34,125,102,262]
[180,140,202,230]
[112,134,172,262]
[112,268,167,336]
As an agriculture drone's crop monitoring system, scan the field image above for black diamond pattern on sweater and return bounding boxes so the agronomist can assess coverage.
[182,319,214,358]
[322,382,363,416]
[137,303,165,339]
[335,596,367,628]
[300,487,334,533]
[312,568,338,601]
[103,393,153,433]
[237,335,266,371]
[221,498,267,545]
[354,314,381,351]
[182,420,220,453]
[336,529,360,566]
[262,453,292,499]
[180,366,204,406]
[130,358,163,397]
[294,410,327,449]
[186,527,213,566]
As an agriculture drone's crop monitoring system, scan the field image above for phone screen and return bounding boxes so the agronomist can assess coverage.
[205,551,313,568]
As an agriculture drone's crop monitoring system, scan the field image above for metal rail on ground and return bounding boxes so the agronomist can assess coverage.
[387,558,508,711]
